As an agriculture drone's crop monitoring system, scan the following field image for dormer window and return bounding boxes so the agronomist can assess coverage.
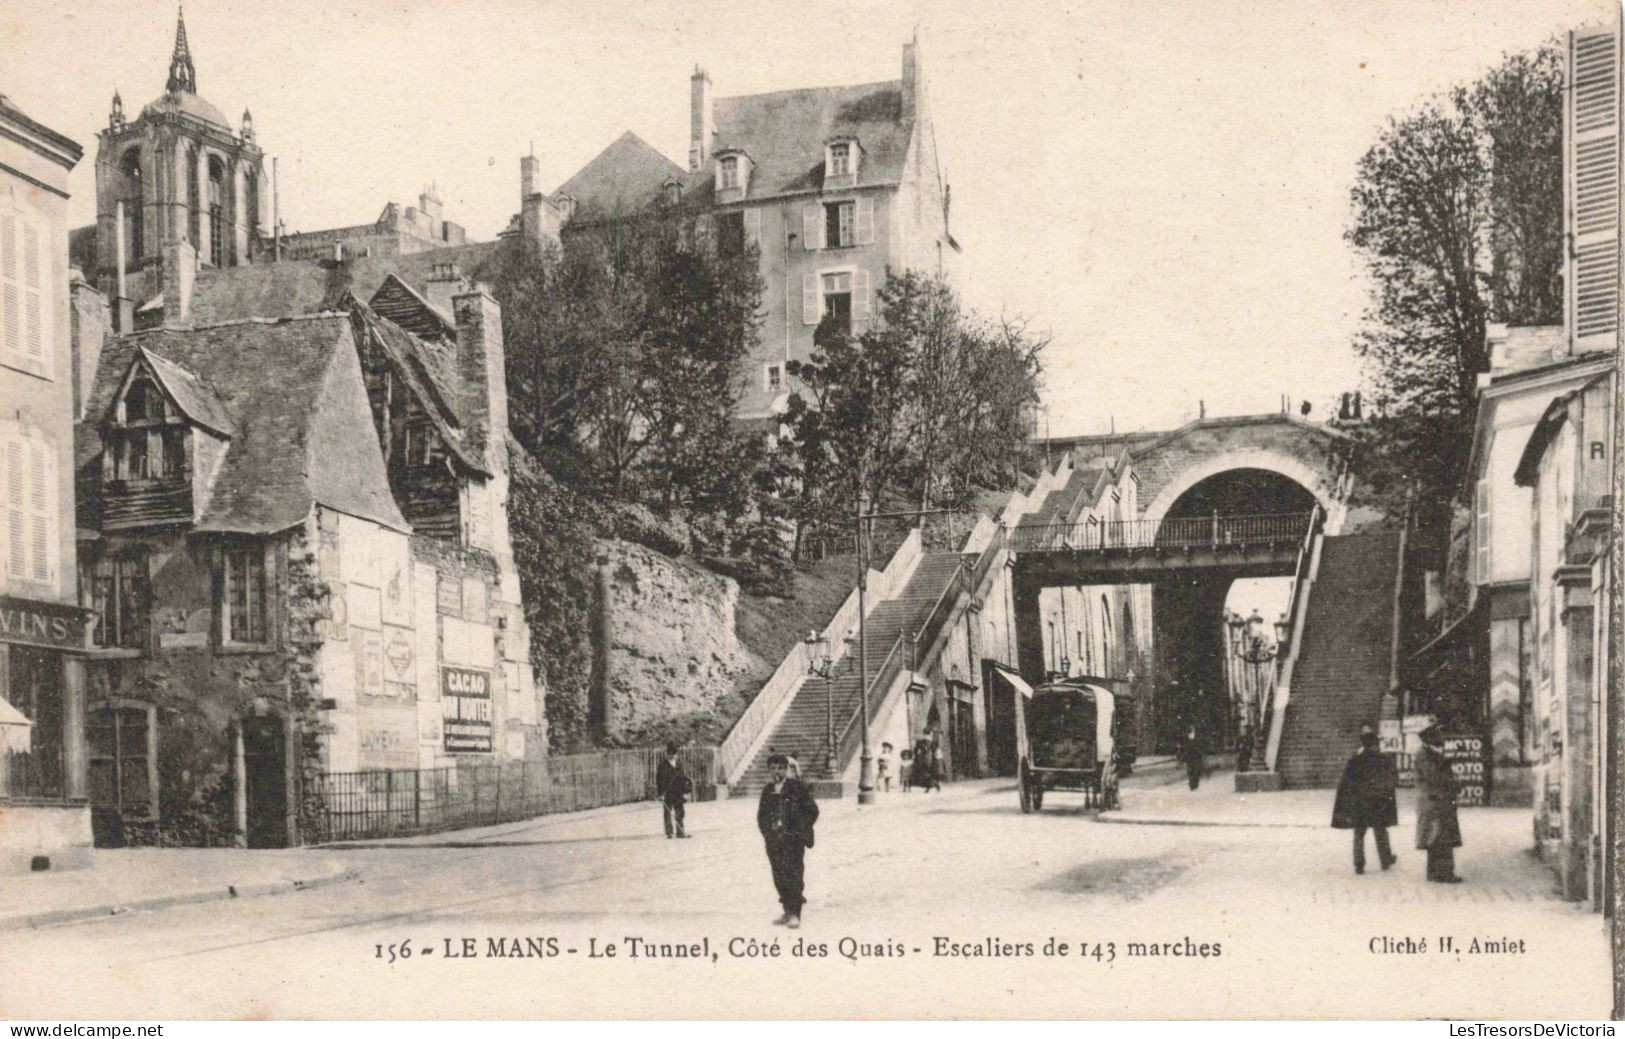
[107,374,186,481]
[715,151,751,197]
[719,156,739,190]
[829,142,851,177]
[824,138,861,186]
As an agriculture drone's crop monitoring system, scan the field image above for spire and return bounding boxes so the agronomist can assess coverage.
[166,5,196,95]
[110,89,126,131]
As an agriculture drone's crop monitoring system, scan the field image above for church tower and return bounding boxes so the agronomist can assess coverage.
[93,7,266,320]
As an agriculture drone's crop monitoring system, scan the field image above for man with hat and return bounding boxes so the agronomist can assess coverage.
[1331,724,1398,874]
[757,753,819,928]
[656,741,692,839]
[1414,722,1463,883]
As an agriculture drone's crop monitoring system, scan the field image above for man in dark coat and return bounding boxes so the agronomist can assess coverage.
[1180,725,1205,790]
[1415,724,1463,883]
[758,753,819,928]
[1331,725,1398,873]
[655,741,691,839]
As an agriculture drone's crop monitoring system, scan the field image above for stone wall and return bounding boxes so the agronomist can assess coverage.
[594,538,762,745]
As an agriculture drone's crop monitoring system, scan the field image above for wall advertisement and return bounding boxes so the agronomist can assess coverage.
[441,665,493,753]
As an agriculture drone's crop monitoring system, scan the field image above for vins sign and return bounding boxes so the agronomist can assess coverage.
[1442,733,1487,807]
[441,666,493,753]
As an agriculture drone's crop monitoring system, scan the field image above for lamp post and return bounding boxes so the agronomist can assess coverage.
[1230,608,1288,772]
[804,630,838,776]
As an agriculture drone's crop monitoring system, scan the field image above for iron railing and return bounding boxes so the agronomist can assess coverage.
[1007,511,1316,554]
[309,746,716,843]
[1254,505,1325,771]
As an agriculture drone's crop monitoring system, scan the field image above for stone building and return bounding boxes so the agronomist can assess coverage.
[81,10,266,325]
[0,93,90,872]
[514,33,958,423]
[72,239,543,848]
[271,185,469,264]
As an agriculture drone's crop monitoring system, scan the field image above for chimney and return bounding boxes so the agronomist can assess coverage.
[453,286,507,469]
[425,262,468,317]
[520,146,540,201]
[161,239,196,327]
[901,34,919,124]
[689,66,713,172]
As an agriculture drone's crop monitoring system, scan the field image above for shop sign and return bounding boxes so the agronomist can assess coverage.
[441,665,492,753]
[1442,733,1487,806]
[0,596,87,650]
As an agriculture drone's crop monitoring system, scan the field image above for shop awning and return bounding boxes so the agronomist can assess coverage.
[994,665,1033,699]
[0,697,33,754]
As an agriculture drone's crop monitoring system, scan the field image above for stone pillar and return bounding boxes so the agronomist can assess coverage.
[60,656,87,802]
[195,147,211,266]
[1559,574,1594,902]
[1011,574,1045,688]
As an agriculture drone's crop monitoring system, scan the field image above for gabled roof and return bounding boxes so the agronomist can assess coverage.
[687,81,912,202]
[557,131,685,224]
[129,345,235,436]
[80,314,407,535]
[369,274,455,341]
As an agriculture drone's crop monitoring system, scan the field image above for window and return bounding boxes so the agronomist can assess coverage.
[828,142,851,177]
[88,703,156,820]
[719,156,739,190]
[110,427,185,481]
[825,202,855,248]
[821,272,852,332]
[718,212,746,256]
[222,546,268,645]
[764,364,783,392]
[207,157,225,267]
[2,430,57,586]
[120,150,143,266]
[91,552,150,650]
[187,148,200,246]
[1,204,49,375]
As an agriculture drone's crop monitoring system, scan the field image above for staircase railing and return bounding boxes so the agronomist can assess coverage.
[1260,504,1325,772]
[1008,511,1314,554]
[834,633,908,774]
[908,565,968,670]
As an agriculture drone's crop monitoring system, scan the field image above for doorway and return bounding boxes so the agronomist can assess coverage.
[241,714,288,848]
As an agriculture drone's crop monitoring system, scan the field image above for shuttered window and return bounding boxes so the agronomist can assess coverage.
[855,196,876,245]
[0,205,50,375]
[802,205,823,250]
[88,704,157,820]
[1,431,58,587]
[1568,27,1621,347]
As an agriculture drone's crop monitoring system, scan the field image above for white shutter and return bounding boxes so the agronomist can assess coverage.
[1569,26,1621,348]
[856,196,876,245]
[853,269,871,320]
[802,273,820,325]
[0,212,17,363]
[5,437,24,580]
[28,438,51,583]
[1474,479,1491,584]
[23,222,43,363]
[743,208,761,247]
[803,204,822,251]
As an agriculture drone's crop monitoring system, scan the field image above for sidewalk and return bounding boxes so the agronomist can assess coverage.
[0,847,357,932]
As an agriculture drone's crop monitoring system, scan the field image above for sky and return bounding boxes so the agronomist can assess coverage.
[3,0,1613,436]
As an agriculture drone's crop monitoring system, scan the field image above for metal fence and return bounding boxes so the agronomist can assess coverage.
[309,746,716,843]
[1008,511,1315,554]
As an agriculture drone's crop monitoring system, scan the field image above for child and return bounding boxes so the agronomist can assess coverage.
[899,747,914,792]
[876,742,894,792]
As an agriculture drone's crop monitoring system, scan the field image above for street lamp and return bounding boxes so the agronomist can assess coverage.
[1230,607,1287,772]
[804,630,838,776]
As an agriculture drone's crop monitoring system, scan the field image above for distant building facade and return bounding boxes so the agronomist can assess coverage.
[271,186,469,264]
[0,93,90,871]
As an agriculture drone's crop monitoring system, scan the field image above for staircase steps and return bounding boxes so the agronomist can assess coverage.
[733,553,966,794]
[1275,530,1402,788]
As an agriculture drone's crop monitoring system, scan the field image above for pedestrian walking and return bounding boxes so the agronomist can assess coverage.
[1415,723,1463,883]
[655,741,692,839]
[1331,724,1397,874]
[876,742,893,792]
[1180,725,1205,790]
[758,753,818,929]
[912,735,941,792]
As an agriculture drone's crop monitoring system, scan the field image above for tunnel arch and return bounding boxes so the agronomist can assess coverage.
[1141,449,1345,534]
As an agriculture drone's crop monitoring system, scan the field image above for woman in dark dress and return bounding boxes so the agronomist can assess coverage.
[1331,725,1398,873]
[1414,723,1463,883]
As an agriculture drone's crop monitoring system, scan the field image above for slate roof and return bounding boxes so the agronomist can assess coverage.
[556,131,686,224]
[686,80,911,202]
[81,314,407,535]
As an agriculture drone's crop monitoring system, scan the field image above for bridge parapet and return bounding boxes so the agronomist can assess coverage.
[1009,511,1316,555]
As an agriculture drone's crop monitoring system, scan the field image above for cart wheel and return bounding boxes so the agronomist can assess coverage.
[1103,754,1121,810]
[1018,759,1032,814]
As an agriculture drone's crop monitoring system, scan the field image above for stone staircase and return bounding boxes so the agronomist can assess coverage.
[1275,530,1402,788]
[732,553,966,794]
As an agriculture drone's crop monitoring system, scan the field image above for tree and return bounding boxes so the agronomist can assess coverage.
[1346,43,1562,534]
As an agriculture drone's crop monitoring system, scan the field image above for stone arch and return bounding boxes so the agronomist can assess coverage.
[1141,448,1346,535]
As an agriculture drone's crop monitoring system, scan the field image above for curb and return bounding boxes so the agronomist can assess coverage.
[1097,814,1322,830]
[0,862,359,932]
